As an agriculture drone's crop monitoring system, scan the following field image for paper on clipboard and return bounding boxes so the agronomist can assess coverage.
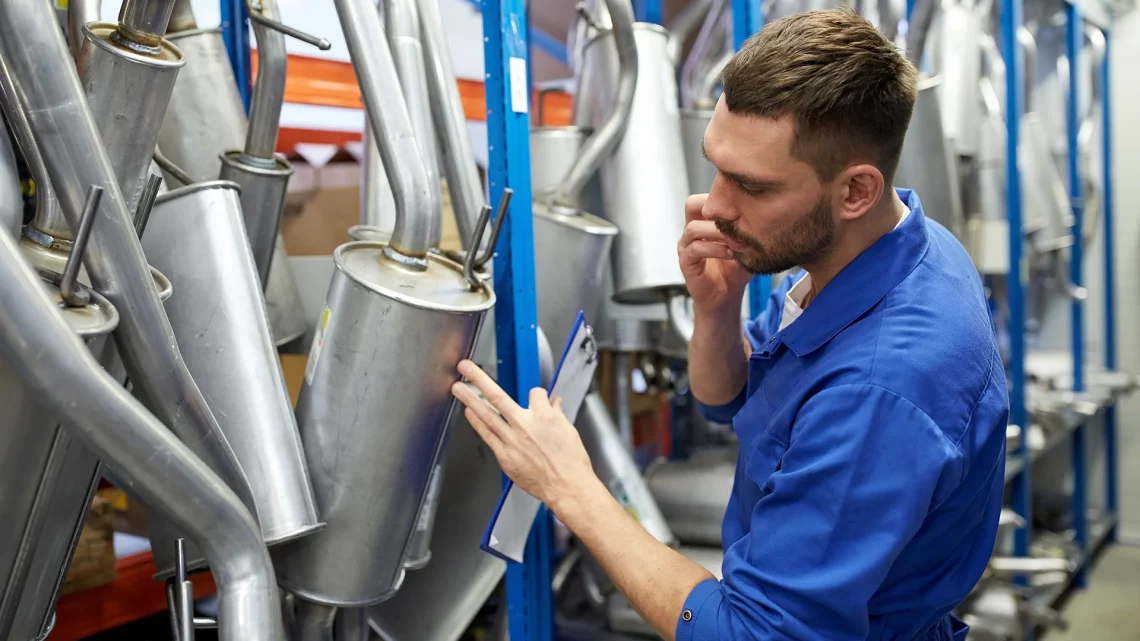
[480,311,598,563]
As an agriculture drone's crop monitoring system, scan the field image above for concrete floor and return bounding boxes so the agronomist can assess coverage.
[1047,544,1140,641]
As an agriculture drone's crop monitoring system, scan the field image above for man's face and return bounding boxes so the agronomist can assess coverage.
[701,98,837,275]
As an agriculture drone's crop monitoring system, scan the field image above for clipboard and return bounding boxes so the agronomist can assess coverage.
[480,311,598,563]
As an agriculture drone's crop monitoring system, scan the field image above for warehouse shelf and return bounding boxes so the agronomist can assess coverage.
[1032,513,1119,613]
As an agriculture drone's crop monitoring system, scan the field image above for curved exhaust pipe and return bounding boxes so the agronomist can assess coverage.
[665,0,713,65]
[387,0,442,248]
[0,231,283,641]
[333,0,434,264]
[0,0,256,515]
[549,0,638,210]
[244,0,287,162]
[417,0,484,246]
[680,0,728,111]
[905,0,938,67]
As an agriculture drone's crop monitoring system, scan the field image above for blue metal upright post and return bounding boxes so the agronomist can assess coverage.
[481,1,550,640]
[633,0,663,23]
[1065,2,1088,587]
[1100,28,1118,541]
[220,0,252,111]
[732,0,771,318]
[999,0,1031,564]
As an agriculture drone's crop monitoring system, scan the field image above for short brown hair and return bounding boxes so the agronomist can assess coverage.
[720,7,918,183]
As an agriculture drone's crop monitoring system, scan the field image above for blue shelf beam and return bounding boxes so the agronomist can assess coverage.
[1065,1,1088,589]
[1100,28,1118,538]
[529,25,569,67]
[999,0,1030,563]
[731,0,771,318]
[633,0,663,24]
[220,0,252,112]
[481,0,551,640]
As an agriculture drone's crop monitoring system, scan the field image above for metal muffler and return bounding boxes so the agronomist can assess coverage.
[275,243,493,606]
[0,274,117,641]
[0,123,19,238]
[895,76,964,235]
[141,180,322,575]
[645,448,737,546]
[577,392,676,545]
[680,108,716,194]
[368,385,507,641]
[77,21,185,217]
[219,152,292,284]
[581,22,689,304]
[277,0,495,606]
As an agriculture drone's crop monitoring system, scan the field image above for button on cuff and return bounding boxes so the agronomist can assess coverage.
[676,578,723,641]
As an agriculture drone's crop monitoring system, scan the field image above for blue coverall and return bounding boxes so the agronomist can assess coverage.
[682,189,1008,641]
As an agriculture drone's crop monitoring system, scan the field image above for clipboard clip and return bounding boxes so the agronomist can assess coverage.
[580,324,598,365]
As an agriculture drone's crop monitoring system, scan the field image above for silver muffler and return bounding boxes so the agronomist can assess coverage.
[895,76,964,235]
[581,21,689,304]
[0,218,283,641]
[680,107,716,195]
[77,19,185,218]
[0,0,256,519]
[0,122,19,238]
[141,181,322,575]
[276,0,495,608]
[368,387,507,641]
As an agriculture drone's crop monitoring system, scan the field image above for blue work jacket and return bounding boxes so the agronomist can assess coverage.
[683,189,1008,641]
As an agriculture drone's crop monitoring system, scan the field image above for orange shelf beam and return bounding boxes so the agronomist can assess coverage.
[252,52,573,153]
[47,552,216,641]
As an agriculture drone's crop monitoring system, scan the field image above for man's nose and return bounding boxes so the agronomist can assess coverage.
[703,175,737,223]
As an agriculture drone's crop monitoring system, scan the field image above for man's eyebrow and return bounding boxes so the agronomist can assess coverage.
[720,169,781,190]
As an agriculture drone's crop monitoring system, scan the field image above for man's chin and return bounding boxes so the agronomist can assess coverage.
[733,252,794,276]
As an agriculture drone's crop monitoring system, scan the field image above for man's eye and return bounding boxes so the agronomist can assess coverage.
[738,184,764,197]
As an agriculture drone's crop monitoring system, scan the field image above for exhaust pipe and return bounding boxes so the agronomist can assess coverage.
[0,0,256,516]
[387,0,443,249]
[333,0,434,265]
[416,0,484,245]
[548,0,637,210]
[0,229,283,641]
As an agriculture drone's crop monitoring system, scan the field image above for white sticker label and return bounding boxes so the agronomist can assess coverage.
[509,57,529,114]
[304,306,332,385]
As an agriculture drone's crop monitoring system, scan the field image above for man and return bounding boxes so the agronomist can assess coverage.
[450,7,1007,641]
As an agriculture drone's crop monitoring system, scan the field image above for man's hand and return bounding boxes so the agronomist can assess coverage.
[450,359,600,517]
[679,193,753,314]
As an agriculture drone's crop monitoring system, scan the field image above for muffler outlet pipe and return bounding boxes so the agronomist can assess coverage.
[680,0,727,111]
[217,0,293,286]
[417,0,484,246]
[77,21,185,218]
[388,0,442,249]
[0,54,67,245]
[904,0,938,66]
[549,0,638,209]
[665,0,714,65]
[117,0,179,50]
[0,0,257,519]
[0,230,283,641]
[333,0,434,265]
[293,600,337,641]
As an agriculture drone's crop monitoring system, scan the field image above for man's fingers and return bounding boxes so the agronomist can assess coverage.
[465,407,505,454]
[452,380,513,439]
[678,220,725,249]
[457,359,523,422]
[529,387,550,409]
[685,193,709,224]
[680,240,735,268]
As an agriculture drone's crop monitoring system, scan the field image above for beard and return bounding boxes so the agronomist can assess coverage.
[715,194,836,275]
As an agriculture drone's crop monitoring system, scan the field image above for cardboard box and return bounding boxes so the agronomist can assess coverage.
[62,492,116,595]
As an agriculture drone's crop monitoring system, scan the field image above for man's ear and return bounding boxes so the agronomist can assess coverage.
[835,163,884,221]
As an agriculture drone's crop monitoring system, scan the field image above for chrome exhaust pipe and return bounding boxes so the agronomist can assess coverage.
[0,227,283,641]
[332,0,434,265]
[416,0,483,246]
[388,0,443,249]
[548,0,637,210]
[0,0,256,518]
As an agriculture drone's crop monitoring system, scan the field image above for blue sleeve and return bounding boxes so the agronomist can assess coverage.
[695,275,799,423]
[676,384,962,641]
